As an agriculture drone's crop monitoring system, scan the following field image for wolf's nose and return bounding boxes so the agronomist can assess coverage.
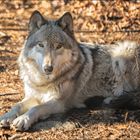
[44,65,53,73]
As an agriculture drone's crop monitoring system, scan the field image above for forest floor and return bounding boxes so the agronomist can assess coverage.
[0,1,140,139]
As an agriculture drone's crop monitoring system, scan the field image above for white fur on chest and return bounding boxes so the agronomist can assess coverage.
[24,83,59,104]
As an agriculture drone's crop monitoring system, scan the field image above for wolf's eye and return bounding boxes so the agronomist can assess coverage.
[56,44,62,50]
[38,43,44,48]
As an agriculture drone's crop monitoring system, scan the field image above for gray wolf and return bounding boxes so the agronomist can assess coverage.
[0,11,140,131]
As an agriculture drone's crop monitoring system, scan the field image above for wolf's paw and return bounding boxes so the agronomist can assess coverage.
[11,114,32,131]
[0,112,18,128]
[103,97,113,105]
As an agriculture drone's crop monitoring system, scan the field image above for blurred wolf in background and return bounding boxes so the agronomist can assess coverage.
[0,11,140,131]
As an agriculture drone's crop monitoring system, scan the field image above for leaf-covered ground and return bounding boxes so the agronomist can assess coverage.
[0,0,140,139]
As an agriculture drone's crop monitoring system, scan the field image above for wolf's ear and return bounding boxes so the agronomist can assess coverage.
[57,12,74,37]
[29,10,46,33]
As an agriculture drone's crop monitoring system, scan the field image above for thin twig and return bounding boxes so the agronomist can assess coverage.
[0,92,20,96]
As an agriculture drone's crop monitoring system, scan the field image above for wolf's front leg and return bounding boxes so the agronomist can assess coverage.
[0,97,39,128]
[11,100,65,131]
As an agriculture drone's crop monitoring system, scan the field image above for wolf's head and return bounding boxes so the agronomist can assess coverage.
[22,11,80,82]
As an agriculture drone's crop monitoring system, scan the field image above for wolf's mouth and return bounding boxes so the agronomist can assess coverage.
[45,71,52,75]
